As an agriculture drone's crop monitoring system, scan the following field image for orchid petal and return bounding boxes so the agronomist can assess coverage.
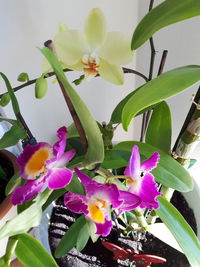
[137,173,161,210]
[84,8,107,48]
[99,31,133,65]
[11,178,47,205]
[124,145,140,178]
[17,142,52,180]
[47,168,73,189]
[54,30,88,65]
[75,168,122,208]
[64,192,88,214]
[141,152,160,172]
[99,58,124,85]
[118,190,141,212]
[52,126,67,159]
[95,219,113,236]
[47,150,76,168]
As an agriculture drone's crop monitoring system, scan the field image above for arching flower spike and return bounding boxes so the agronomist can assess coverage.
[64,168,140,236]
[124,145,161,209]
[11,127,75,205]
[54,8,134,85]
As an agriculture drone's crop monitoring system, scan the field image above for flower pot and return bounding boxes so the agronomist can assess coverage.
[47,191,197,267]
[0,150,19,219]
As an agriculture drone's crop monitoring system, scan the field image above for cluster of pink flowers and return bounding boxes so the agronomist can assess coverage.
[11,127,160,236]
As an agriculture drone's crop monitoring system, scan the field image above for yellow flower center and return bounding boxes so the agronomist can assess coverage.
[88,199,107,223]
[81,53,100,77]
[25,147,52,179]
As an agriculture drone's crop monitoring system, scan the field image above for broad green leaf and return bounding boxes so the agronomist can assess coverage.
[15,234,58,267]
[67,123,79,138]
[55,215,86,258]
[0,93,10,107]
[156,197,200,267]
[132,0,200,49]
[0,123,27,150]
[0,190,51,240]
[147,223,182,252]
[65,175,84,194]
[122,66,200,130]
[102,149,130,169]
[113,141,193,192]
[17,72,29,82]
[0,72,20,116]
[5,171,22,196]
[146,101,172,153]
[76,222,90,251]
[0,118,16,124]
[41,48,104,167]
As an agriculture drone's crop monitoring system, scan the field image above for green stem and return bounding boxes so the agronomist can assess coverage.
[3,236,18,265]
[95,167,113,178]
[133,208,148,229]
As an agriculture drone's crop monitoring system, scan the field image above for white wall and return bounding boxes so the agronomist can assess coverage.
[0,0,139,144]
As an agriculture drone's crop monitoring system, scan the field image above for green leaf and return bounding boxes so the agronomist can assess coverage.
[35,77,48,99]
[67,123,79,138]
[42,188,66,211]
[0,166,7,181]
[5,171,22,196]
[0,123,27,149]
[15,234,58,267]
[0,190,51,240]
[102,149,131,169]
[113,141,193,192]
[0,93,10,107]
[87,221,99,243]
[0,72,20,116]
[156,197,200,267]
[132,0,200,49]
[76,222,90,251]
[55,215,86,258]
[122,66,200,130]
[41,48,104,167]
[146,101,172,153]
[17,72,29,82]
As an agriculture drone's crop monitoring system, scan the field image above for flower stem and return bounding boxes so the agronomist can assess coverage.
[133,208,148,229]
[3,236,18,266]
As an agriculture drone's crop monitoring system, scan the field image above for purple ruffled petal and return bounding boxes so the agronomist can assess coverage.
[118,190,141,212]
[136,173,161,210]
[95,219,113,236]
[64,192,88,214]
[11,177,47,205]
[124,145,140,178]
[52,126,67,160]
[75,168,122,208]
[46,150,76,169]
[47,168,73,189]
[17,142,52,179]
[141,152,160,172]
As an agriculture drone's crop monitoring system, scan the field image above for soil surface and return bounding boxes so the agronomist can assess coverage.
[48,191,197,267]
[0,154,14,204]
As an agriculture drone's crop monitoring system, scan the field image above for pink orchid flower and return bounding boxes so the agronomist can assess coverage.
[64,168,140,236]
[124,145,161,209]
[11,127,75,205]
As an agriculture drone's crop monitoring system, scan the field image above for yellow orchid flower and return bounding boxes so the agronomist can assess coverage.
[54,8,134,85]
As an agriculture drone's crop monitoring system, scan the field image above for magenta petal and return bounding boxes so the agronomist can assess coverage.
[17,142,51,179]
[47,168,73,189]
[64,192,88,214]
[52,126,68,159]
[75,168,122,208]
[141,152,160,172]
[11,177,46,205]
[137,173,161,210]
[47,149,76,168]
[124,145,140,177]
[95,219,113,236]
[118,190,141,211]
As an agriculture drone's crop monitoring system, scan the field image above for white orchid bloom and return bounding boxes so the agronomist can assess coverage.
[54,8,134,85]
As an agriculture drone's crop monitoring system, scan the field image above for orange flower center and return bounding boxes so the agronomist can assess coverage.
[25,147,52,179]
[81,54,100,77]
[88,199,107,223]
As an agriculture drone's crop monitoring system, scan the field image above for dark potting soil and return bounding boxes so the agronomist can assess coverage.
[0,155,14,204]
[48,191,197,267]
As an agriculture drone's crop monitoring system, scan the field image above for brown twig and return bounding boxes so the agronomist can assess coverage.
[44,40,88,151]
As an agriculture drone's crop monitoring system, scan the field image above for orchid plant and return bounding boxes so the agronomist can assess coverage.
[0,1,200,267]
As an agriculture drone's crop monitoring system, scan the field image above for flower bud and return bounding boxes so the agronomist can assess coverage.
[35,77,48,99]
[0,93,10,107]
